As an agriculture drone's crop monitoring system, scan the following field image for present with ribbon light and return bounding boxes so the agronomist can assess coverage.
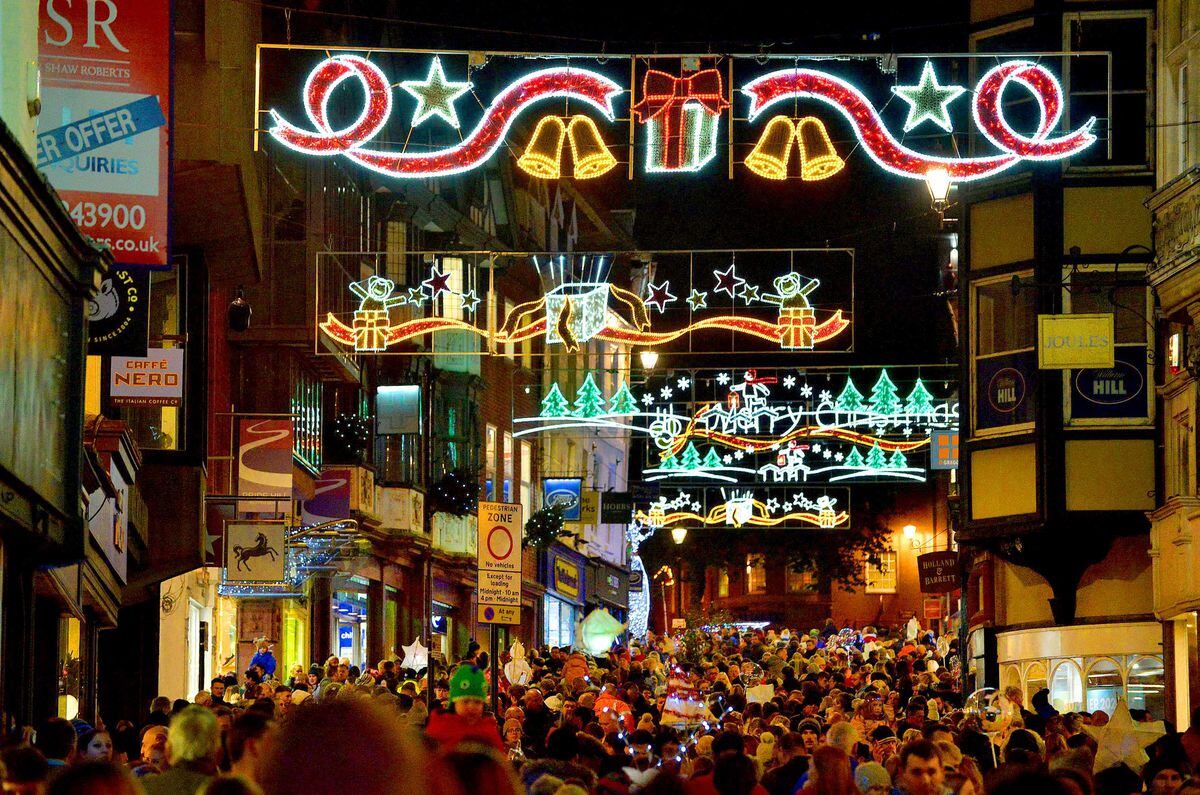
[352,308,392,351]
[632,68,731,173]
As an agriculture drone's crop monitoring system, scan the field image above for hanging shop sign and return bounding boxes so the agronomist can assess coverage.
[477,500,523,625]
[1068,345,1150,421]
[521,367,956,487]
[579,490,600,525]
[109,347,183,406]
[976,351,1037,432]
[300,468,351,525]
[917,551,959,594]
[551,554,583,602]
[600,491,634,524]
[923,598,944,620]
[1037,314,1114,370]
[258,49,1096,185]
[634,486,851,530]
[543,478,582,521]
[223,522,286,583]
[314,248,853,356]
[87,268,150,356]
[237,419,294,512]
[38,0,171,267]
[930,430,959,470]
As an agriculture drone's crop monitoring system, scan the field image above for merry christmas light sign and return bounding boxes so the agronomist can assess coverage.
[261,48,1099,183]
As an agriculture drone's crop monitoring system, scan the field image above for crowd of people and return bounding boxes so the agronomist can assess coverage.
[0,620,1191,794]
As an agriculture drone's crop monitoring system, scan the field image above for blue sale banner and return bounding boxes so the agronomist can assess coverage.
[35,95,166,168]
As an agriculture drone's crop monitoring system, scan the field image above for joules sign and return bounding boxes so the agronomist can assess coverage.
[1038,314,1115,370]
[259,48,1098,184]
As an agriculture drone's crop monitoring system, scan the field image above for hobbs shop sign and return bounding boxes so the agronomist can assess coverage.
[1037,314,1114,370]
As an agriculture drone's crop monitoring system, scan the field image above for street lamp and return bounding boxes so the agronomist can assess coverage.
[903,523,918,544]
[925,167,952,213]
[639,349,659,370]
[671,526,688,544]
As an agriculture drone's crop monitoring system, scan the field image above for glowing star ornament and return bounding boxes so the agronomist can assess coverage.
[460,288,481,314]
[645,280,678,313]
[686,289,708,311]
[1083,701,1165,773]
[891,61,966,133]
[399,56,473,129]
[421,265,453,299]
[401,637,429,671]
[576,608,626,655]
[713,263,746,299]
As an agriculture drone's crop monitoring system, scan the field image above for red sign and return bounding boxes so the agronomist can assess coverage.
[38,0,171,267]
[923,598,943,620]
[917,551,960,594]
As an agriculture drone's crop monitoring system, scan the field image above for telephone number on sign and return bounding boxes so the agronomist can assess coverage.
[67,201,147,231]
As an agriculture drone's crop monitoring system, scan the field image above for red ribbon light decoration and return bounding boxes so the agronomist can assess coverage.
[631,69,731,170]
[742,60,1095,182]
[269,55,623,178]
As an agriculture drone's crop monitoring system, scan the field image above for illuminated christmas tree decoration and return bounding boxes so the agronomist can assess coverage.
[517,115,567,178]
[633,68,730,173]
[609,382,639,414]
[541,383,570,417]
[891,60,966,133]
[744,115,795,180]
[645,280,678,313]
[270,57,622,179]
[399,56,474,129]
[741,60,1096,182]
[795,117,845,180]
[572,373,607,418]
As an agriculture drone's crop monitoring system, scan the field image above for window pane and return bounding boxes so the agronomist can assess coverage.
[1085,659,1122,713]
[976,280,1036,355]
[1050,662,1084,713]
[1128,657,1165,717]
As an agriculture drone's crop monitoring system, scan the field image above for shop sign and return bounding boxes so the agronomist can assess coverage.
[579,490,600,525]
[553,555,582,601]
[300,468,351,525]
[543,478,582,520]
[1038,314,1114,370]
[600,491,633,523]
[923,598,943,620]
[38,0,171,267]
[918,551,959,594]
[338,626,354,650]
[223,522,286,583]
[976,350,1036,431]
[930,430,958,470]
[628,569,644,592]
[87,268,150,356]
[477,501,523,624]
[110,347,183,406]
[1069,346,1149,421]
[236,419,293,512]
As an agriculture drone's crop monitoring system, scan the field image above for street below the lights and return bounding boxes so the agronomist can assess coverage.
[0,2,1182,794]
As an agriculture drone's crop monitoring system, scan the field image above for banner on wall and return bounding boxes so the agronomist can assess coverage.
[300,468,351,525]
[38,0,171,267]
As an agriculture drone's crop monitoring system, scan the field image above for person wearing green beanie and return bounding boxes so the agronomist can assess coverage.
[449,664,487,719]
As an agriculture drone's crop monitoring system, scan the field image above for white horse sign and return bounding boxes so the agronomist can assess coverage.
[224,523,285,583]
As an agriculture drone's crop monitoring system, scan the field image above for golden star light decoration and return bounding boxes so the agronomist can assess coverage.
[399,56,473,129]
[1083,700,1166,773]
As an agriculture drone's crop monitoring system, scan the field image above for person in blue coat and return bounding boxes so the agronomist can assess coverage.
[249,637,277,679]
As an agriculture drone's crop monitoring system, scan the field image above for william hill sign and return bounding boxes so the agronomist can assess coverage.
[1037,314,1114,370]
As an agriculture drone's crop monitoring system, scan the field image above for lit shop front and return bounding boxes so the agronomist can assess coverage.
[996,623,1165,717]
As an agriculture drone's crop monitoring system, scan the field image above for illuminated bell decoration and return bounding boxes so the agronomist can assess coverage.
[567,116,618,178]
[518,115,617,180]
[744,115,795,180]
[518,116,567,178]
[796,117,845,181]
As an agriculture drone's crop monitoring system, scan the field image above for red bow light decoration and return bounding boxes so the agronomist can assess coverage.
[632,69,731,172]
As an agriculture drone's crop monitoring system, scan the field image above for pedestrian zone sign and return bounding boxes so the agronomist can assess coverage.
[477,501,523,624]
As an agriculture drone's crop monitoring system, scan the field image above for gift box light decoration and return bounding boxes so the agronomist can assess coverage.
[640,368,957,485]
[266,52,1096,183]
[634,488,850,530]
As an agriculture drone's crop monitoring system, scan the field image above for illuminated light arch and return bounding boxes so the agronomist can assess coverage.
[269,55,623,179]
[741,60,1096,182]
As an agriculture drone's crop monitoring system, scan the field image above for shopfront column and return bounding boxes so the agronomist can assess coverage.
[309,573,333,662]
[367,578,385,666]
